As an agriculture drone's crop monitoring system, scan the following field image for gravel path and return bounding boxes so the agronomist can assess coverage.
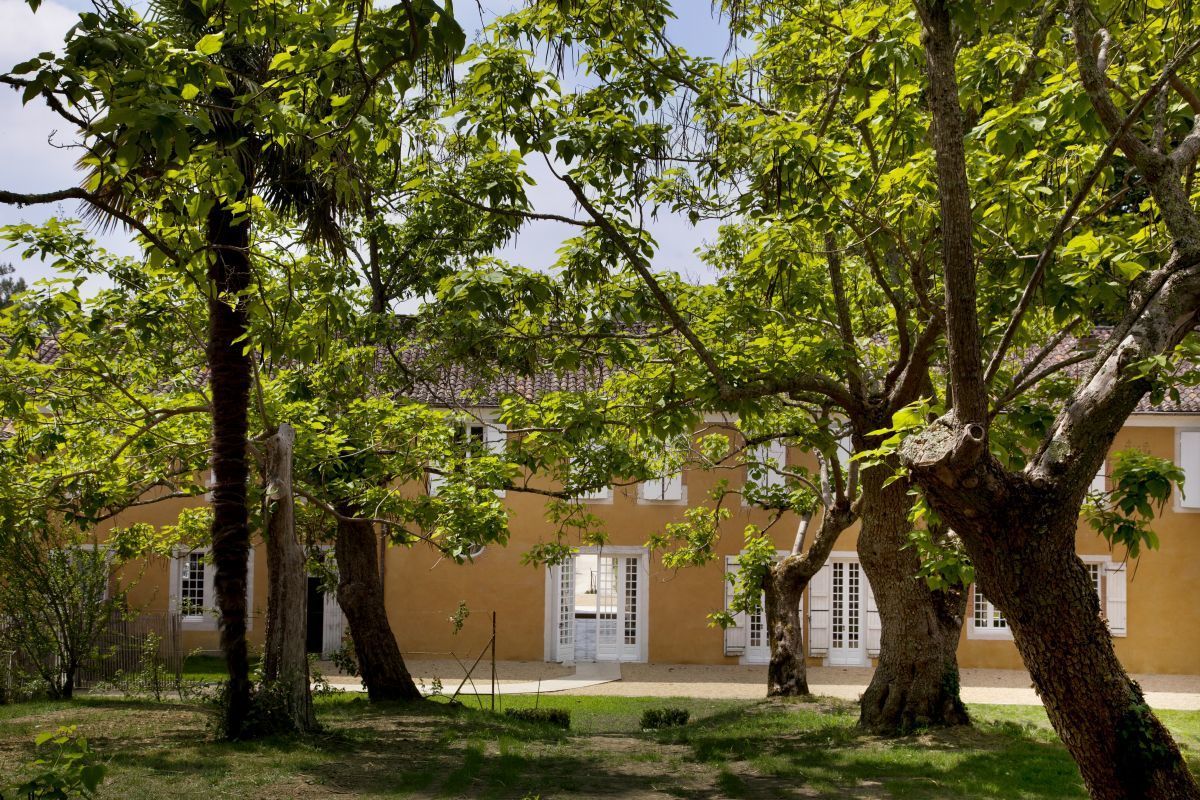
[318,659,1200,710]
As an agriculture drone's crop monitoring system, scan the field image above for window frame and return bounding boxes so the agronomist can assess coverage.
[169,546,256,632]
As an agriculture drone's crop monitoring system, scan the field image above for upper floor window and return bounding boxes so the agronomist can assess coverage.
[746,441,788,490]
[639,472,683,502]
[429,417,507,497]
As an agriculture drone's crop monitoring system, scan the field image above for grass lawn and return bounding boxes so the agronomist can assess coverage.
[1,692,1198,799]
[180,654,229,682]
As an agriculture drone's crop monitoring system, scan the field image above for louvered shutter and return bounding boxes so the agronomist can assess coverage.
[484,422,507,497]
[864,573,882,656]
[1107,561,1128,637]
[808,563,832,655]
[660,471,683,500]
[1181,432,1200,508]
[1091,462,1107,494]
[724,556,747,655]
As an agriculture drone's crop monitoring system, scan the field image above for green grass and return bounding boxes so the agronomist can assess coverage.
[0,693,1198,798]
[179,654,227,682]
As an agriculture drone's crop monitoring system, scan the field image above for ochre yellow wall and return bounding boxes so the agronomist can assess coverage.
[88,421,1200,674]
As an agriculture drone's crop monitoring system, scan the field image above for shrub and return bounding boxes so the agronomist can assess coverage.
[503,707,570,728]
[0,529,128,700]
[641,707,690,729]
[9,725,106,799]
[329,635,359,678]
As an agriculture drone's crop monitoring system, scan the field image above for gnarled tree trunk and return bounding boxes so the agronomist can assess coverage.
[909,443,1200,800]
[764,571,809,696]
[333,509,421,702]
[262,423,315,732]
[764,502,856,697]
[207,199,254,738]
[857,460,967,732]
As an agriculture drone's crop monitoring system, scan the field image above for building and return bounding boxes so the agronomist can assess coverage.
[103,385,1200,677]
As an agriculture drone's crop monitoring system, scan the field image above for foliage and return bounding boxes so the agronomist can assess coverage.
[0,525,128,700]
[904,495,974,591]
[503,708,570,729]
[640,707,690,729]
[328,635,359,679]
[9,726,106,800]
[0,264,26,309]
[1084,450,1185,559]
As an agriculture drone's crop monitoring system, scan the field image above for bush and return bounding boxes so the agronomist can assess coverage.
[503,707,570,728]
[10,725,106,799]
[641,707,690,729]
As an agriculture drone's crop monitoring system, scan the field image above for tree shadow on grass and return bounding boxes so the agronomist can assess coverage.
[650,701,1091,800]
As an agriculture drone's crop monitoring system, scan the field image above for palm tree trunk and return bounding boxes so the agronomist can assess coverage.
[333,507,421,701]
[206,200,254,738]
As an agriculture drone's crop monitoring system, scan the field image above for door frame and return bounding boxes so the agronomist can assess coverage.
[826,553,870,667]
[544,546,649,663]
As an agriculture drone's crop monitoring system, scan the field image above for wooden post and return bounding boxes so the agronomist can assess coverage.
[491,611,497,711]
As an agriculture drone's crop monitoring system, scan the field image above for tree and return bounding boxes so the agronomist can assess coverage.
[414,0,971,728]
[0,526,123,700]
[0,264,26,308]
[889,0,1200,797]
[0,0,465,737]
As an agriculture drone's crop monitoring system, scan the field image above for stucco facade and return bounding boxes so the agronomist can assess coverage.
[95,414,1200,675]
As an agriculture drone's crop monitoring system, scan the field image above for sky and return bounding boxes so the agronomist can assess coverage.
[0,0,734,293]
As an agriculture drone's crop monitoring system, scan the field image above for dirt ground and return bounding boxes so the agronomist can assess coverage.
[319,659,1200,709]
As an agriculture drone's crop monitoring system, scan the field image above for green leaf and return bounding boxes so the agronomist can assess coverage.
[195,33,224,56]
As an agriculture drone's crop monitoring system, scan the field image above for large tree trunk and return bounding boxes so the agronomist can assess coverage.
[914,461,1199,800]
[333,509,421,702]
[262,423,316,732]
[857,458,968,732]
[764,572,808,696]
[206,200,254,738]
[763,502,856,697]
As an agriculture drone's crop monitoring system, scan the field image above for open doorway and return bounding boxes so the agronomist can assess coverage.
[548,548,647,663]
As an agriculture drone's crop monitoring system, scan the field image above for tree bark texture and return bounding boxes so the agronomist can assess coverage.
[206,199,254,739]
[764,503,856,697]
[262,423,315,732]
[764,569,810,697]
[907,452,1199,800]
[856,459,968,732]
[333,509,421,702]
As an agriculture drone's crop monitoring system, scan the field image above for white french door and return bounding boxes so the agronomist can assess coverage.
[828,560,868,666]
[550,549,646,663]
[743,597,771,665]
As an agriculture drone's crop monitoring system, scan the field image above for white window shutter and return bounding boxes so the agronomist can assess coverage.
[724,556,747,655]
[661,471,683,500]
[643,472,682,501]
[1107,561,1128,637]
[835,435,853,473]
[808,562,832,656]
[428,469,445,497]
[485,422,507,497]
[485,421,507,455]
[167,550,181,614]
[766,440,787,487]
[1091,462,1107,494]
[1181,432,1200,508]
[864,573,882,656]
